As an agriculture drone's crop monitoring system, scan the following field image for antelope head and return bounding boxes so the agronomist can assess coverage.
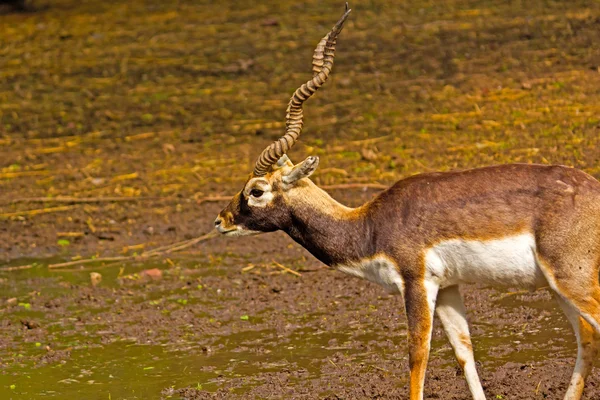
[215,5,351,237]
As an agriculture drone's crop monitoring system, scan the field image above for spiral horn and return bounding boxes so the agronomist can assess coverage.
[253,3,351,176]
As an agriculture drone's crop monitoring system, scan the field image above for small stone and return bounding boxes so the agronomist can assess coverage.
[140,268,162,280]
[20,320,40,329]
[162,143,175,154]
[360,148,379,161]
[6,298,17,306]
[260,18,279,27]
[90,272,102,287]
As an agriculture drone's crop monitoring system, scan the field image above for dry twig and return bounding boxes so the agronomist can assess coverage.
[47,231,218,269]
[497,286,549,299]
[156,231,218,254]
[6,196,166,204]
[241,264,256,272]
[272,261,302,277]
[49,256,131,269]
[0,264,34,272]
[0,205,77,219]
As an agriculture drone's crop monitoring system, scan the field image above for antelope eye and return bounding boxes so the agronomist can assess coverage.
[250,189,264,198]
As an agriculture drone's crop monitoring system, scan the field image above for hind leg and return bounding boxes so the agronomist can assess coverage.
[555,296,600,400]
[536,255,600,335]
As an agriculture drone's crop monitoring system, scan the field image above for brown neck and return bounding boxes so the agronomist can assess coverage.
[283,181,373,266]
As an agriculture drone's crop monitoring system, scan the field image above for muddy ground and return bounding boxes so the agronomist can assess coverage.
[1,0,600,398]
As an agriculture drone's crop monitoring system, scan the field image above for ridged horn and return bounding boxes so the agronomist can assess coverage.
[253,3,351,177]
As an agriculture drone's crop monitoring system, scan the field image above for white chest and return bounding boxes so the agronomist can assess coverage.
[425,233,546,289]
[335,256,404,295]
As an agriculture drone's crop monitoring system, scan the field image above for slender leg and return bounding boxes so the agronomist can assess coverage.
[404,279,439,400]
[550,280,600,335]
[536,255,600,335]
[436,285,486,400]
[556,296,600,400]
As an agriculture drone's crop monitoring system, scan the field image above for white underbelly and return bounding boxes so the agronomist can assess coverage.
[425,233,547,289]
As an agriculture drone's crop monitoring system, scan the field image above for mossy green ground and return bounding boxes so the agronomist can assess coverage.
[1,1,599,228]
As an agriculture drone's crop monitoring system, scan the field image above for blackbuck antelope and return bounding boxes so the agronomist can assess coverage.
[215,5,600,400]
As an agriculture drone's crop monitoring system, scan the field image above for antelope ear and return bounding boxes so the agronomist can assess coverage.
[282,156,319,184]
[274,155,294,169]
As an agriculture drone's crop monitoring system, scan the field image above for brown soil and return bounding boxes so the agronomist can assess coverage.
[1,250,599,399]
[1,0,600,398]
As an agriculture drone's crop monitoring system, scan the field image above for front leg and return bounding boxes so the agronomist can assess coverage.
[404,278,439,400]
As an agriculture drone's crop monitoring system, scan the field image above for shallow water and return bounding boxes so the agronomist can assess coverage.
[0,258,584,398]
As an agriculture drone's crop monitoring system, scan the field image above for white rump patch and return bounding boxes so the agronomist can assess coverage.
[425,233,546,289]
[335,256,404,295]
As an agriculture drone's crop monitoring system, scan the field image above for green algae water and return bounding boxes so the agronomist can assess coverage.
[0,258,583,399]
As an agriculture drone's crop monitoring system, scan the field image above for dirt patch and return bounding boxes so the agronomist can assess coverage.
[0,262,597,398]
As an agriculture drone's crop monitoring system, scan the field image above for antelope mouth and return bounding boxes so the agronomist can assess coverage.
[217,226,261,237]
[216,226,236,235]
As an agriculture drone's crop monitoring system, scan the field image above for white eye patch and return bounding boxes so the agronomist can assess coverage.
[247,191,274,208]
[243,178,274,208]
